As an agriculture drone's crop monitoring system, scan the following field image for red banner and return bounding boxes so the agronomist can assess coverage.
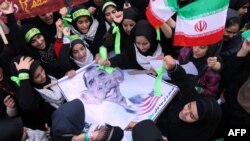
[3,0,88,20]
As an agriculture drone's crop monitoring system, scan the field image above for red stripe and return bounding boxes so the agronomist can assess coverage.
[173,28,224,46]
[138,97,160,116]
[146,6,163,29]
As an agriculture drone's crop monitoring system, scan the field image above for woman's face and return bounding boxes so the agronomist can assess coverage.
[179,101,199,123]
[122,19,136,35]
[135,36,151,53]
[237,3,249,17]
[38,12,54,25]
[223,24,240,41]
[192,46,209,59]
[72,43,86,62]
[33,65,46,84]
[30,34,46,50]
[76,16,91,34]
[104,6,117,23]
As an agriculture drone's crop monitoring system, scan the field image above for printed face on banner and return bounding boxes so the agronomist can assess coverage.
[57,65,178,131]
[81,66,127,108]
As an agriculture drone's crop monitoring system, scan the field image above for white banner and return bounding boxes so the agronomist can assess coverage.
[56,63,179,140]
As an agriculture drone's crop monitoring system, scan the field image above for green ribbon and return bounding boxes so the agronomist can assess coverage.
[156,28,161,41]
[10,76,20,87]
[242,29,250,41]
[98,46,116,73]
[97,66,116,74]
[72,9,90,20]
[24,28,41,43]
[99,46,107,61]
[112,22,121,54]
[62,14,72,27]
[195,86,202,94]
[70,34,81,41]
[154,64,165,96]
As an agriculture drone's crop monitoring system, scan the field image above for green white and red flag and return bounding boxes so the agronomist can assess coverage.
[146,0,177,28]
[174,0,229,46]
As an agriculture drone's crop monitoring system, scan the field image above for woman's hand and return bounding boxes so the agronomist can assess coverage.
[124,121,137,131]
[14,56,34,71]
[112,11,123,24]
[0,0,14,14]
[3,95,15,108]
[56,18,63,38]
[59,7,68,17]
[88,6,96,15]
[65,69,76,78]
[163,55,176,71]
[237,40,250,57]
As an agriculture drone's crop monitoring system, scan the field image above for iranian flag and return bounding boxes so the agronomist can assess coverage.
[174,0,229,46]
[146,0,177,28]
[242,29,250,42]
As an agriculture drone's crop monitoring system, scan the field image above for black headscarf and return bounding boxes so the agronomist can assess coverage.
[0,117,23,141]
[52,99,85,141]
[159,96,222,141]
[229,0,249,10]
[133,20,158,56]
[123,7,139,23]
[132,119,163,141]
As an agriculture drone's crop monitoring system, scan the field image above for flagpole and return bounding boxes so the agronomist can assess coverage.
[0,25,8,45]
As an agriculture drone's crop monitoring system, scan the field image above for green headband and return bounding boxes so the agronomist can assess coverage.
[72,9,90,20]
[70,34,81,41]
[24,28,41,43]
[102,1,117,12]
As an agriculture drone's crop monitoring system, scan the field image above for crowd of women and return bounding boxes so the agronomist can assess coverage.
[0,0,250,140]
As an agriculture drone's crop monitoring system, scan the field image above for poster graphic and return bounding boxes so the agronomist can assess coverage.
[56,64,179,140]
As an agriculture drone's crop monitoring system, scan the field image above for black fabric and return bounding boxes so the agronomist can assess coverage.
[133,20,158,56]
[108,125,124,141]
[132,120,162,141]
[156,65,222,141]
[229,0,249,10]
[221,55,250,126]
[114,0,149,20]
[0,79,15,118]
[0,117,23,141]
[10,56,55,130]
[123,7,139,23]
[71,38,85,51]
[226,8,240,22]
[52,99,85,140]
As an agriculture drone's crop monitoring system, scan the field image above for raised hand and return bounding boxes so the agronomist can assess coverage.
[112,11,123,24]
[0,0,14,14]
[88,6,96,15]
[123,2,131,9]
[65,69,76,78]
[62,26,70,37]
[14,56,34,71]
[3,95,16,108]
[163,55,176,71]
[207,57,218,68]
[59,7,68,17]
[238,40,250,57]
[55,18,63,38]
